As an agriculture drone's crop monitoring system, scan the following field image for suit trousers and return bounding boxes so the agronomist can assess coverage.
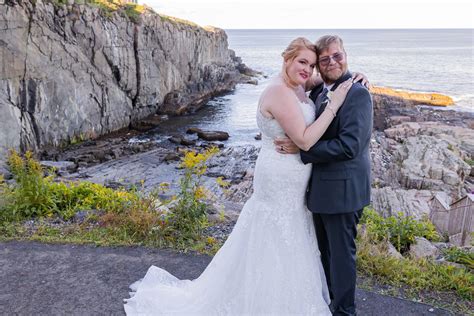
[313,209,363,316]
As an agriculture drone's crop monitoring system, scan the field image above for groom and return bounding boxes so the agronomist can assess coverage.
[276,35,373,315]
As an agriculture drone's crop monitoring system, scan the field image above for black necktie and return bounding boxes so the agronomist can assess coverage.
[316,88,330,118]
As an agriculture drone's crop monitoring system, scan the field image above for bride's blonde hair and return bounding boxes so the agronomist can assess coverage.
[281,37,316,88]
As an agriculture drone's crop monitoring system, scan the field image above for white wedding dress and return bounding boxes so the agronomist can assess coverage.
[124,97,331,315]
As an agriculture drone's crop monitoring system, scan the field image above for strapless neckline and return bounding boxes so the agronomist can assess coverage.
[257,98,315,121]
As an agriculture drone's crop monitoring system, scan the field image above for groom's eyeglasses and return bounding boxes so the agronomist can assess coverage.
[318,52,345,66]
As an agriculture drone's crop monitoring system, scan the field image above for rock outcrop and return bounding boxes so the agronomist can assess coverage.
[369,97,473,218]
[0,0,250,164]
[370,86,454,107]
[371,93,474,131]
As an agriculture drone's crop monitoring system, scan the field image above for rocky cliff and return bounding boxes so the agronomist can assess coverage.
[0,0,250,164]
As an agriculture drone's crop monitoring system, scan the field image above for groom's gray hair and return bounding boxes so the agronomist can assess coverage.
[315,35,346,56]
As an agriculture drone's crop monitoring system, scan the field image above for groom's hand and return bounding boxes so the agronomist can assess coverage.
[274,137,299,154]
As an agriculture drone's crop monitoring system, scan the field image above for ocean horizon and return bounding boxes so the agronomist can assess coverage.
[226,28,474,112]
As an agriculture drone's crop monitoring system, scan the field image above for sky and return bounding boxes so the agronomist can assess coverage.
[138,0,474,29]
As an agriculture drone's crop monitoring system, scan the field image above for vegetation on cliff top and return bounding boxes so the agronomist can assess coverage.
[41,0,147,22]
[40,0,203,26]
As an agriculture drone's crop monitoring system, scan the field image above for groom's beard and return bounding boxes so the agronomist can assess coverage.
[318,63,348,84]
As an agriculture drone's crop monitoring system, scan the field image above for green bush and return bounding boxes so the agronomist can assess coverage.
[0,150,141,221]
[167,147,219,246]
[360,207,440,253]
[0,148,220,252]
[1,151,57,220]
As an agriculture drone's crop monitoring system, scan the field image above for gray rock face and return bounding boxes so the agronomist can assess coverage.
[0,0,247,166]
[395,135,469,192]
[371,187,435,219]
[370,120,473,218]
[386,122,472,196]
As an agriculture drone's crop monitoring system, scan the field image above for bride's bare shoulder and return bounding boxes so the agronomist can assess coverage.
[261,78,294,102]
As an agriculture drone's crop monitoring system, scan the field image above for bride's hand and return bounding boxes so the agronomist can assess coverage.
[274,137,299,154]
[352,72,371,89]
[327,79,353,112]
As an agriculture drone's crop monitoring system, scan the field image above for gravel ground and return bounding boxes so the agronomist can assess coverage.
[0,240,454,316]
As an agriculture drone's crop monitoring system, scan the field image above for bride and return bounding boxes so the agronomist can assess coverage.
[124,37,356,315]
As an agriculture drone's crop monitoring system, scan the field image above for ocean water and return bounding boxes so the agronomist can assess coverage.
[144,29,473,146]
[227,29,474,111]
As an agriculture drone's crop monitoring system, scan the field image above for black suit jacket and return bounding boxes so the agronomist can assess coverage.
[301,71,373,214]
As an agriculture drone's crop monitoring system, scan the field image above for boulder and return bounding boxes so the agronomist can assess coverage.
[197,131,230,141]
[163,153,180,162]
[186,127,203,134]
[180,138,197,146]
[409,237,439,259]
[168,136,196,146]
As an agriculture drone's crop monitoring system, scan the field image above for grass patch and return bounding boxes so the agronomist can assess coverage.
[43,0,148,23]
[357,233,473,300]
[158,14,199,28]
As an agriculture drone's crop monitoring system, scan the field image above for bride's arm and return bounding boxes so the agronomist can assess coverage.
[264,80,353,151]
